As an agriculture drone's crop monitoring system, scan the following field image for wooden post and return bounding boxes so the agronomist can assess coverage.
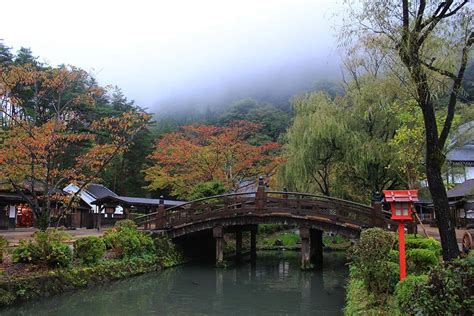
[213,226,224,267]
[250,227,257,262]
[155,196,166,229]
[300,227,312,270]
[235,230,242,262]
[371,194,383,228]
[255,176,267,210]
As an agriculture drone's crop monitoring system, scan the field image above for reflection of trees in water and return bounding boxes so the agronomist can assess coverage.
[2,251,348,315]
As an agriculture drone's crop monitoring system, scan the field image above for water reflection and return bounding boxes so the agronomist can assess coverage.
[1,251,348,316]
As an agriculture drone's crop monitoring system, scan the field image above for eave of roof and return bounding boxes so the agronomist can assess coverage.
[91,195,186,207]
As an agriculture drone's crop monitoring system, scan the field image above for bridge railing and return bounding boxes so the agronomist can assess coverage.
[134,190,396,231]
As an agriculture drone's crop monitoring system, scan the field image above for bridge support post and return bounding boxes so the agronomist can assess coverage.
[250,226,257,262]
[235,230,242,262]
[213,226,224,267]
[300,227,312,270]
[310,229,323,268]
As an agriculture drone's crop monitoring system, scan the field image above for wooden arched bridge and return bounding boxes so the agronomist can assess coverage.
[134,184,398,269]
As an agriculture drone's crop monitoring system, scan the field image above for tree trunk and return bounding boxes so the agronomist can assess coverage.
[422,104,460,261]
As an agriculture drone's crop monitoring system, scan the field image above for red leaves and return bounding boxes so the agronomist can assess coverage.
[145,121,280,198]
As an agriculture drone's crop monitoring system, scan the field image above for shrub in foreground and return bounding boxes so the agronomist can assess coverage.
[74,236,106,265]
[154,236,184,267]
[406,248,439,274]
[0,236,8,263]
[405,235,442,256]
[12,230,72,267]
[104,222,155,258]
[395,274,428,315]
[396,259,473,315]
[349,228,396,298]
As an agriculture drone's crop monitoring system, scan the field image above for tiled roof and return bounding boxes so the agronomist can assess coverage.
[84,184,118,199]
[447,179,474,198]
[91,195,186,207]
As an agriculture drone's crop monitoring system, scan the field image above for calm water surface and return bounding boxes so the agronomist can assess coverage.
[2,251,348,316]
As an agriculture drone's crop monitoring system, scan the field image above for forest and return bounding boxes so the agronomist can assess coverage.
[1,40,472,205]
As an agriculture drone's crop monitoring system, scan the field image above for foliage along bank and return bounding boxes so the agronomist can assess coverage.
[344,228,473,316]
[0,220,184,307]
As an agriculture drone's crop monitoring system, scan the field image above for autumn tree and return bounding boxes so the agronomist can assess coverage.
[342,0,472,260]
[0,62,149,230]
[144,121,280,199]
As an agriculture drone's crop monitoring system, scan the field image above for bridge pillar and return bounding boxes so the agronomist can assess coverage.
[300,227,312,270]
[250,227,257,262]
[213,226,224,267]
[310,229,323,268]
[235,230,242,262]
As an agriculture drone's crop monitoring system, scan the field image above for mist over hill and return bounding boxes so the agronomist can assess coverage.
[152,56,342,121]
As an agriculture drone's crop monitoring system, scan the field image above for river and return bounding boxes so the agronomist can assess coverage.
[1,251,348,315]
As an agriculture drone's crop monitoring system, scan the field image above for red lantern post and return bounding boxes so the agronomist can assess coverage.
[383,190,418,280]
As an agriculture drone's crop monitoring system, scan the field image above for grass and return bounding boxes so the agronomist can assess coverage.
[257,230,300,249]
[344,277,401,316]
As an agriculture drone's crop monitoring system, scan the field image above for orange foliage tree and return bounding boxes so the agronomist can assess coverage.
[145,121,281,199]
[0,63,150,230]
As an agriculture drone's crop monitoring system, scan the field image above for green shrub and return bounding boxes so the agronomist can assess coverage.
[74,236,106,265]
[420,259,474,315]
[406,248,439,274]
[0,236,8,263]
[349,228,397,298]
[104,227,155,259]
[114,219,138,231]
[0,256,159,307]
[154,236,183,267]
[388,249,399,263]
[395,274,428,315]
[12,230,72,267]
[188,180,226,200]
[404,235,442,256]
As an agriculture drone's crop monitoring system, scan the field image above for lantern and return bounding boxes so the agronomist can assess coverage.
[384,190,417,221]
[383,190,418,280]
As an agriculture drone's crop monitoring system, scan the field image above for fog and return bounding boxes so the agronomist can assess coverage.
[1,0,343,114]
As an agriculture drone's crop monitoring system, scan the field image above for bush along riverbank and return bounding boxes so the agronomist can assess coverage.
[344,228,474,316]
[0,220,184,307]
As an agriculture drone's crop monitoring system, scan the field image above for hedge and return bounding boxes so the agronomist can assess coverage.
[0,256,160,307]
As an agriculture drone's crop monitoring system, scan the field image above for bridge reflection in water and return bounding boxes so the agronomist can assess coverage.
[135,180,401,269]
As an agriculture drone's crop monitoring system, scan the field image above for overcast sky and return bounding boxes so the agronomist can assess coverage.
[1,0,343,111]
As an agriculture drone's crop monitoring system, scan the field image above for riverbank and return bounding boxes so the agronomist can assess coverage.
[0,221,184,308]
[0,256,161,306]
[344,228,473,316]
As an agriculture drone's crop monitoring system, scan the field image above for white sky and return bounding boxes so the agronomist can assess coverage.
[1,0,343,110]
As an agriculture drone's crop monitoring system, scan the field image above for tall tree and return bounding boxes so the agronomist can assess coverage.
[342,0,472,260]
[0,62,150,230]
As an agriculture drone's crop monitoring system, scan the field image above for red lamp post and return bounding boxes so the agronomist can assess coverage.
[383,190,418,280]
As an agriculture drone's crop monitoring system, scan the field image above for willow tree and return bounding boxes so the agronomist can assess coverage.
[343,0,472,260]
[280,92,347,196]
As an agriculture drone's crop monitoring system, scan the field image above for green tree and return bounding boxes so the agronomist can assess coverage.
[342,0,472,260]
[280,92,347,196]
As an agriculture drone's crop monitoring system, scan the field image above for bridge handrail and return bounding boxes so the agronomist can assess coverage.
[133,191,256,223]
[134,190,386,226]
[266,191,373,210]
